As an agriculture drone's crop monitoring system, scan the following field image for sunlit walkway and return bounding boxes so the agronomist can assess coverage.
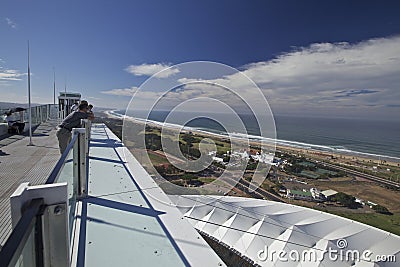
[72,124,223,266]
[0,120,60,248]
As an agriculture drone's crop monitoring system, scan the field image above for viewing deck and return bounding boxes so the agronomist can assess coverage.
[0,122,224,266]
[0,120,60,248]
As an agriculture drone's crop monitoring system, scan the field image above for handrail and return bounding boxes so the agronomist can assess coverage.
[46,133,79,184]
[0,198,44,266]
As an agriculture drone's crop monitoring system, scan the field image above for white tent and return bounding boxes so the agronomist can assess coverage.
[171,195,399,267]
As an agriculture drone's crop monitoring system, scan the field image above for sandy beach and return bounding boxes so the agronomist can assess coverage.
[102,110,400,168]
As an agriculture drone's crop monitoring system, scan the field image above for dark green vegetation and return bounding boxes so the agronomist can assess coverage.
[284,154,345,179]
[372,204,392,215]
[331,192,361,209]
[330,212,400,236]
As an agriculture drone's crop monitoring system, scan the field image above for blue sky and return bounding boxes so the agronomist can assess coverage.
[1,0,400,119]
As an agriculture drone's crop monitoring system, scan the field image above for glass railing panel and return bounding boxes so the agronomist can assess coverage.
[53,136,78,243]
[12,222,36,267]
[0,199,42,267]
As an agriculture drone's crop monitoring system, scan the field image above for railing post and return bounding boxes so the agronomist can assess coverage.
[72,131,80,198]
[9,182,69,267]
[82,119,91,155]
[72,128,87,197]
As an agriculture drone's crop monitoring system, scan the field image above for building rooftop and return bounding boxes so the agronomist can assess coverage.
[322,189,339,197]
[171,195,400,266]
[288,189,312,197]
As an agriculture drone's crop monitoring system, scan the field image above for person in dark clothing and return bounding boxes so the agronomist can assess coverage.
[6,112,25,134]
[56,102,94,154]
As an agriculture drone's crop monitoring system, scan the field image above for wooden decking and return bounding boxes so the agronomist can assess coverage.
[0,120,61,248]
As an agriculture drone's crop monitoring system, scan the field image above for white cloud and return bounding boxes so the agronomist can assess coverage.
[101,87,139,96]
[240,36,400,107]
[117,36,400,118]
[207,36,400,117]
[125,63,180,78]
[0,69,25,81]
[5,18,17,29]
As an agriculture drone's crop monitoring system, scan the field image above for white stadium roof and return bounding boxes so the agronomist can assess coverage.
[170,195,399,267]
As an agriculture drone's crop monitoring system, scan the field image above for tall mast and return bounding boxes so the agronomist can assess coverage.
[53,67,56,105]
[27,41,33,146]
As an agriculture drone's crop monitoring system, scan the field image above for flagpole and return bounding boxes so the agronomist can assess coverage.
[27,41,33,146]
[53,67,56,105]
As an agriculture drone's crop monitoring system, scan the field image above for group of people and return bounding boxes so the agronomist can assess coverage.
[6,111,25,134]
[56,100,94,154]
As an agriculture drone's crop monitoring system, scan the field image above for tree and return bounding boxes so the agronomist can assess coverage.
[181,134,196,145]
[223,155,230,162]
[333,192,360,209]
[155,165,166,175]
[372,205,392,215]
[182,173,196,181]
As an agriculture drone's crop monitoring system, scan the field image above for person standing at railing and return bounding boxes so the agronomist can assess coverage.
[6,111,25,134]
[56,102,94,154]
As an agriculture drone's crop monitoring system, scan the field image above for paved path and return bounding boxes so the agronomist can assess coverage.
[0,120,61,248]
[64,124,223,266]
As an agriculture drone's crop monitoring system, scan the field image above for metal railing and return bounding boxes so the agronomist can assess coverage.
[0,120,91,266]
[0,104,59,126]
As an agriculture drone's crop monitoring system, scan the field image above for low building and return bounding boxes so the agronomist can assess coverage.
[321,189,338,201]
[310,188,326,202]
[250,152,274,164]
[208,151,217,157]
[232,151,249,160]
[286,189,313,201]
[212,156,224,163]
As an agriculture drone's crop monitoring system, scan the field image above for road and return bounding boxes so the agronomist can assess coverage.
[220,174,284,202]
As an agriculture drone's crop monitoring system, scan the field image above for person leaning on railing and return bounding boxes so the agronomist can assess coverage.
[56,102,94,154]
[6,111,25,134]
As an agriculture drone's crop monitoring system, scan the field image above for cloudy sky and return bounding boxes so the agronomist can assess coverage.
[1,0,400,120]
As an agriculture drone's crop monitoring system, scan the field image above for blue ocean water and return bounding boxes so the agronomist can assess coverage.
[274,115,400,159]
[116,110,400,160]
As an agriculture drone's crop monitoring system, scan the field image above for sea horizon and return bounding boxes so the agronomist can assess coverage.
[110,110,400,162]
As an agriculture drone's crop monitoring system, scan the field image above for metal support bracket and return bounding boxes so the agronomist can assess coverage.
[10,182,68,228]
[10,182,69,267]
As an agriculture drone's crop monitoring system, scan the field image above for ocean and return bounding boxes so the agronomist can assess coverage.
[112,110,400,161]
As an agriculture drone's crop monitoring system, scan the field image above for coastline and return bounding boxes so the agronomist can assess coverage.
[103,110,400,167]
[99,110,400,235]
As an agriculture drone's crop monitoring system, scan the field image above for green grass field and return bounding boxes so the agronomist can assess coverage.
[330,212,400,236]
[198,177,217,183]
[148,152,170,165]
